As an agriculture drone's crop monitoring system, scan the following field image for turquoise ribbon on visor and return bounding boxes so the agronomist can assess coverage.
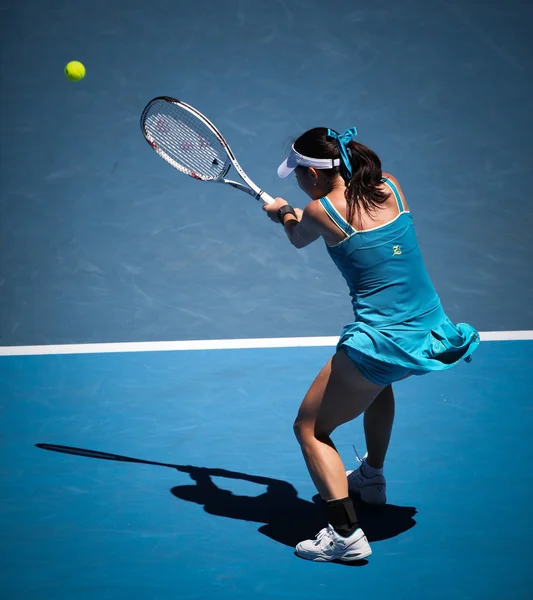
[327,127,358,177]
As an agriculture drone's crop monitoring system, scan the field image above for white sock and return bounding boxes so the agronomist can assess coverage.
[361,459,383,477]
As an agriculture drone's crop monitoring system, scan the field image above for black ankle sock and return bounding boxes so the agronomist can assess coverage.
[325,497,359,537]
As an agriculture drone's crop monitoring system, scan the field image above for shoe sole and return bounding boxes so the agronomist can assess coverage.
[339,547,373,562]
[295,547,372,562]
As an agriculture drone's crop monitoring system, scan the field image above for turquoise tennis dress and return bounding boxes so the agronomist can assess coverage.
[319,177,480,386]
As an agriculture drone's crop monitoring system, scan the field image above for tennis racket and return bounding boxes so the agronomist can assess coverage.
[140,96,275,204]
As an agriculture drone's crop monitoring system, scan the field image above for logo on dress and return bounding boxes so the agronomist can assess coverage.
[392,245,402,256]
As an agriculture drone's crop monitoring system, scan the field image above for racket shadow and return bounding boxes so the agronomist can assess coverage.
[35,443,417,554]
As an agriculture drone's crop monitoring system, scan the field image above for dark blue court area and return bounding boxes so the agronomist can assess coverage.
[1,0,532,598]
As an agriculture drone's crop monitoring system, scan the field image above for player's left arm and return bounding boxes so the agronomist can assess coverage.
[263,198,322,249]
[282,203,323,249]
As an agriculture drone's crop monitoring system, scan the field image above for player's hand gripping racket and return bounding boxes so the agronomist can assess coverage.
[141,96,274,204]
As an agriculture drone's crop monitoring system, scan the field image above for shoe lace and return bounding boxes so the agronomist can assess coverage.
[314,526,334,545]
[353,445,368,464]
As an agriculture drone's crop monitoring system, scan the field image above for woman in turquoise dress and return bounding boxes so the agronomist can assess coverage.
[264,127,479,563]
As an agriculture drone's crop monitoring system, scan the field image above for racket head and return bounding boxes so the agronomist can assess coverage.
[141,97,231,181]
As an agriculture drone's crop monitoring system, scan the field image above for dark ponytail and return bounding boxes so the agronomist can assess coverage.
[293,127,388,224]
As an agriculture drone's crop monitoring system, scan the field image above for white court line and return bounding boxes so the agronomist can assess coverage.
[0,331,532,357]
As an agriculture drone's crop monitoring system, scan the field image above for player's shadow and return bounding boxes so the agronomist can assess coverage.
[35,443,416,553]
[170,466,416,549]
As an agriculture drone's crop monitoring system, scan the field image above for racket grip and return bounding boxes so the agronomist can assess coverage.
[259,191,275,205]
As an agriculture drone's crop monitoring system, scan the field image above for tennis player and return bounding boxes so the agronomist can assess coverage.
[264,127,480,562]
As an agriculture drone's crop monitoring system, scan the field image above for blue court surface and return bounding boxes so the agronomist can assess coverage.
[1,0,533,598]
[1,341,532,599]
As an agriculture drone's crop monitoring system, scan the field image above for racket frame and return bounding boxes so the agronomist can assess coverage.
[141,96,274,204]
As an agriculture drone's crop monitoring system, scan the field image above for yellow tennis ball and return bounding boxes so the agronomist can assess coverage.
[65,61,86,82]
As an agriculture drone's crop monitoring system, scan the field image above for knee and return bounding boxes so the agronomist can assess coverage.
[293,417,331,445]
[293,417,305,443]
[293,417,313,445]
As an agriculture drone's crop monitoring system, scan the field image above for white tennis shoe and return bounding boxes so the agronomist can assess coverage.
[346,452,387,505]
[295,525,372,562]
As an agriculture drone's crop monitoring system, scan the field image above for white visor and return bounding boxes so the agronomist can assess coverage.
[277,146,341,178]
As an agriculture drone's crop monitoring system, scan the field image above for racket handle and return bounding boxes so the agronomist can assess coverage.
[258,191,275,205]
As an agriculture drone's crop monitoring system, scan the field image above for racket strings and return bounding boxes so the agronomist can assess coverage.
[143,102,229,180]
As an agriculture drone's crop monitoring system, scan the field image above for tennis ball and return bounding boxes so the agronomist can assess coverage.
[65,61,86,82]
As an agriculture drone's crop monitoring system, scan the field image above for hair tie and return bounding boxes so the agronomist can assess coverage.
[327,127,358,177]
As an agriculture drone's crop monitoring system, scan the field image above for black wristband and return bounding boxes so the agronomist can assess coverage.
[278,205,297,225]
